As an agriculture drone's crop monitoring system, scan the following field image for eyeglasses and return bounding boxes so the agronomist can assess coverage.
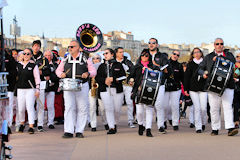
[215,43,224,46]
[148,42,156,45]
[23,52,31,56]
[68,46,76,49]
[172,52,180,57]
[141,54,149,57]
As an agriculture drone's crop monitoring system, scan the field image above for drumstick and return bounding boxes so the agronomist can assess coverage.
[28,80,44,108]
[65,68,71,74]
[75,75,82,78]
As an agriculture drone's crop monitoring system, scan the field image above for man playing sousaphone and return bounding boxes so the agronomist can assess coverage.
[198,38,238,136]
[56,40,96,138]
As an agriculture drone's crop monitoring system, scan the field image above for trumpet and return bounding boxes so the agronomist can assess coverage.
[91,78,99,97]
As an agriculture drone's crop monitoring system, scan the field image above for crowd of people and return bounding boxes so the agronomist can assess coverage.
[3,37,240,138]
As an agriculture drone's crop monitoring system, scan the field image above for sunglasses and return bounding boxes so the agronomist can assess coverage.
[93,57,100,60]
[23,52,31,56]
[68,46,76,49]
[172,52,180,57]
[103,52,111,55]
[148,42,156,45]
[215,43,224,46]
[141,54,149,57]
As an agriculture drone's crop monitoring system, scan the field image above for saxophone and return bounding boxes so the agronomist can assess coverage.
[91,78,99,97]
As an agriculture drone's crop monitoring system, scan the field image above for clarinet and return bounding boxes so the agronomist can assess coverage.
[106,61,112,95]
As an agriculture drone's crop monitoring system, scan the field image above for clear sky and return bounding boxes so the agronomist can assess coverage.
[2,0,240,46]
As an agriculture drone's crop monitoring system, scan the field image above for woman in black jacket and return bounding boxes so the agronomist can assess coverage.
[95,48,126,134]
[184,48,207,133]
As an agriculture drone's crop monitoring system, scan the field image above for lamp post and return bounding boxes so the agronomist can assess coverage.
[10,15,20,49]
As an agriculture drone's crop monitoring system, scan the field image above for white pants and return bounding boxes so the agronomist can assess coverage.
[45,91,55,126]
[189,91,208,130]
[63,82,89,134]
[163,90,182,127]
[36,89,45,126]
[189,105,195,124]
[89,90,107,128]
[17,89,36,125]
[208,88,234,130]
[100,88,124,129]
[155,85,166,129]
[123,85,134,123]
[7,92,15,126]
[136,103,153,129]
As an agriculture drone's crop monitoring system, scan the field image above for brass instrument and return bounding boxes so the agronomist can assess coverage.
[76,23,103,53]
[38,57,46,70]
[122,72,134,87]
[91,78,99,97]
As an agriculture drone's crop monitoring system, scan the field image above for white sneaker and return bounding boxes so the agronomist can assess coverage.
[128,122,136,128]
[15,125,20,132]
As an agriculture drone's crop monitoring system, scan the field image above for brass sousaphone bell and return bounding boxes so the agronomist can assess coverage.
[76,23,103,53]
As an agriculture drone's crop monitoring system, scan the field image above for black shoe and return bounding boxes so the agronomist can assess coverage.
[48,125,55,129]
[114,125,117,133]
[37,126,44,132]
[228,128,238,136]
[202,125,205,131]
[8,127,12,134]
[196,130,202,133]
[164,121,167,129]
[142,126,145,131]
[104,124,109,130]
[211,130,218,136]
[146,129,153,137]
[88,123,91,128]
[76,132,84,138]
[173,126,179,131]
[107,128,116,134]
[169,120,172,126]
[34,120,37,127]
[19,125,25,133]
[138,125,144,136]
[190,123,195,128]
[159,127,166,134]
[91,128,97,132]
[133,119,138,124]
[56,120,64,125]
[28,128,35,134]
[62,132,73,138]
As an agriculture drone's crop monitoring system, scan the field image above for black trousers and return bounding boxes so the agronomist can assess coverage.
[233,91,240,122]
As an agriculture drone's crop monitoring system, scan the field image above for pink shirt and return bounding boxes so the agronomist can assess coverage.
[56,52,96,78]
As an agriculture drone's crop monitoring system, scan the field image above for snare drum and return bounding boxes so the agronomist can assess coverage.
[137,68,162,106]
[59,78,82,91]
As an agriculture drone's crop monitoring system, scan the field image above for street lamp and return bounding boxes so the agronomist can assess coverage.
[10,15,20,49]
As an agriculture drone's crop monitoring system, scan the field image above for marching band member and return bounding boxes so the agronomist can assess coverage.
[44,50,59,129]
[198,38,238,136]
[16,48,41,134]
[184,48,207,133]
[31,40,51,132]
[56,40,96,138]
[95,48,126,134]
[89,53,108,131]
[164,50,184,131]
[115,47,135,128]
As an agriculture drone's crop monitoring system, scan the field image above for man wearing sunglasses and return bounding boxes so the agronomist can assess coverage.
[198,38,238,136]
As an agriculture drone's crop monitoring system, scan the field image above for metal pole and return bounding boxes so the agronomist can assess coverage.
[14,34,16,49]
[1,17,5,72]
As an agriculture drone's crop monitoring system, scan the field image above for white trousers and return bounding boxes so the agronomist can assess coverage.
[208,88,235,130]
[63,82,89,134]
[136,103,153,129]
[100,88,124,129]
[45,91,55,126]
[154,85,166,129]
[189,105,195,124]
[89,90,107,128]
[36,89,45,126]
[7,92,15,126]
[123,85,134,123]
[163,90,182,127]
[17,89,36,125]
[189,91,208,130]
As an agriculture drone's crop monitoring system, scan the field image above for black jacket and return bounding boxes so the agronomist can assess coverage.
[95,59,126,93]
[45,62,59,92]
[165,59,184,91]
[5,54,18,92]
[184,60,206,92]
[198,49,236,90]
[118,56,134,83]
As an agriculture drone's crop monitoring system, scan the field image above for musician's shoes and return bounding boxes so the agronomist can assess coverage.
[173,126,179,131]
[133,119,138,124]
[88,123,91,128]
[138,125,144,136]
[62,132,73,138]
[169,120,172,126]
[228,128,238,136]
[114,125,117,133]
[128,122,136,128]
[104,124,109,130]
[19,125,25,133]
[48,125,55,129]
[107,129,116,134]
[142,126,145,131]
[211,130,218,136]
[91,128,97,132]
[159,127,166,134]
[146,129,153,137]
[37,126,44,132]
[196,130,202,133]
[164,121,167,129]
[190,123,195,128]
[76,132,84,138]
[202,125,206,131]
[28,128,35,134]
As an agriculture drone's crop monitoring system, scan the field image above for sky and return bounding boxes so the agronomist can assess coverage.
[2,0,240,46]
